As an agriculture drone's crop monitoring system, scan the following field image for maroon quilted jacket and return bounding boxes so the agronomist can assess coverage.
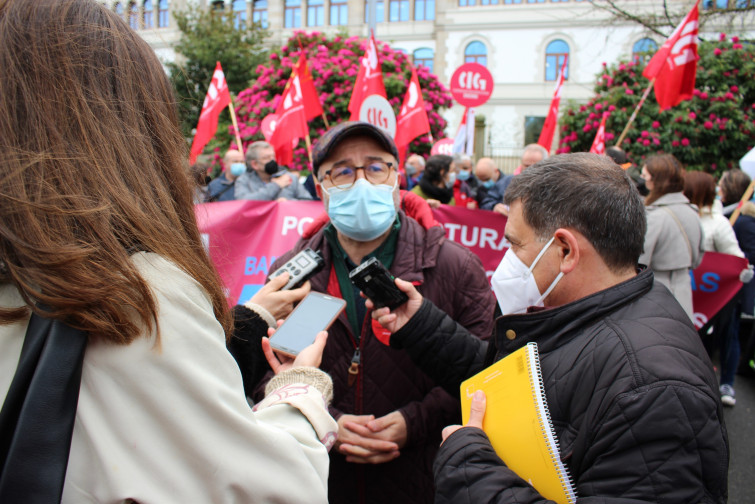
[270,211,496,504]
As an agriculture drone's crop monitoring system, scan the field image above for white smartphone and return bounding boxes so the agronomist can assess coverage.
[268,291,346,358]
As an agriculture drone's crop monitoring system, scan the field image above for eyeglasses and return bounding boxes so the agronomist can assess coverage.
[321,161,394,188]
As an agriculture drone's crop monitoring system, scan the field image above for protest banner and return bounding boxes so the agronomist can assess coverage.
[196,201,746,326]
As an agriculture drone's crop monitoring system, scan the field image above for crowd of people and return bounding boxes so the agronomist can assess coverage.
[1,1,750,503]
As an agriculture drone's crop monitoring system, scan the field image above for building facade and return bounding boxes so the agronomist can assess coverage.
[105,0,754,161]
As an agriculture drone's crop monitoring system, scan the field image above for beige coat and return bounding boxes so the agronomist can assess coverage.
[639,192,704,321]
[0,253,336,503]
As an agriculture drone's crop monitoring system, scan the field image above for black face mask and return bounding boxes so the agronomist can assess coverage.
[264,160,279,175]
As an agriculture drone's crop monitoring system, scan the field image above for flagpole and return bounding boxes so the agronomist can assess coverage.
[614,77,656,147]
[321,113,330,129]
[729,180,755,225]
[304,133,314,171]
[227,100,244,153]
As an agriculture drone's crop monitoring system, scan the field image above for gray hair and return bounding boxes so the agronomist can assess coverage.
[452,153,472,165]
[407,154,425,167]
[523,143,549,161]
[246,141,273,163]
[504,153,645,271]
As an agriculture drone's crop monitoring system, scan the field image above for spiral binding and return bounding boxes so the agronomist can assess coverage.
[526,343,577,504]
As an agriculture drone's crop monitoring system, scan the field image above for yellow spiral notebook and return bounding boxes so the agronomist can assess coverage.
[460,342,576,504]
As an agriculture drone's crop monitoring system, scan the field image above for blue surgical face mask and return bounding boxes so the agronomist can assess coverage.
[230,163,246,177]
[406,163,418,176]
[483,179,495,189]
[324,178,397,241]
[457,170,471,181]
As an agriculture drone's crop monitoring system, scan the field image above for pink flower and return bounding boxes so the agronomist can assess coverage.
[270,53,279,60]
[720,33,727,41]
[625,88,635,95]
[714,48,722,56]
[720,123,726,130]
[700,92,709,100]
[583,124,592,133]
[675,116,683,123]
[733,43,743,50]
[733,36,740,43]
[704,121,713,129]
[672,140,680,147]
[653,138,660,145]
[608,105,616,112]
[641,130,649,138]
[725,92,734,100]
[693,89,701,96]
[643,139,651,146]
[681,138,690,147]
[652,121,660,129]
[595,103,603,111]
[688,112,697,120]
[619,64,626,71]
[605,133,615,141]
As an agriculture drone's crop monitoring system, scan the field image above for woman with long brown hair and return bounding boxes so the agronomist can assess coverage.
[0,0,334,501]
[638,154,703,321]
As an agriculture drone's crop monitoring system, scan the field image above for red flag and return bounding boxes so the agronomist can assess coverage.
[189,62,231,164]
[589,113,608,155]
[537,56,568,153]
[642,1,699,110]
[394,66,430,148]
[348,33,387,121]
[452,107,474,155]
[296,56,323,121]
[270,66,308,162]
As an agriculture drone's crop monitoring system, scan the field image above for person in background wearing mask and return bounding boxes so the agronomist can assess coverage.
[404,153,425,190]
[473,157,503,208]
[234,140,312,201]
[451,153,478,209]
[263,121,495,504]
[411,154,455,208]
[482,145,548,215]
[206,148,245,202]
[369,153,728,503]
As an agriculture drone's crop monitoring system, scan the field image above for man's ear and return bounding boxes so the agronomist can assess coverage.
[314,176,323,199]
[554,228,580,274]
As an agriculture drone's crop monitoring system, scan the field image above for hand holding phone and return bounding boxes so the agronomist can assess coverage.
[349,257,408,310]
[267,291,346,358]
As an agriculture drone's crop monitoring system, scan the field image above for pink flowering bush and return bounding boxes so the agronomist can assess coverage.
[234,32,453,170]
[558,35,755,173]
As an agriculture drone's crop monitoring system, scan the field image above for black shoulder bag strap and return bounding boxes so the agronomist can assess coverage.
[0,313,88,503]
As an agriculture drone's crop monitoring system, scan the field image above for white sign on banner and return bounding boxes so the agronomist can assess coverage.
[359,94,397,138]
[740,147,755,180]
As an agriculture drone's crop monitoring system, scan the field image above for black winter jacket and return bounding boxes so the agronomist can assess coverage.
[390,268,729,503]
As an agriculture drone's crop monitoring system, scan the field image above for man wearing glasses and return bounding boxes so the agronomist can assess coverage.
[268,122,496,504]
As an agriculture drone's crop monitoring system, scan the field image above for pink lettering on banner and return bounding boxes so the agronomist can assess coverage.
[195,201,746,325]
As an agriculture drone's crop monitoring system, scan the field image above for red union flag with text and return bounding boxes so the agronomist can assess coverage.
[190,62,231,164]
[270,66,308,161]
[348,33,387,121]
[589,114,607,155]
[394,66,430,148]
[537,56,568,153]
[642,1,699,110]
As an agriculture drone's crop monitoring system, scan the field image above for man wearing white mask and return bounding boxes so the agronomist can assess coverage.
[265,121,496,504]
[370,153,728,503]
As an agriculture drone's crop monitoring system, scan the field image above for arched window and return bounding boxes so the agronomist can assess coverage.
[233,0,246,29]
[128,1,139,30]
[143,0,153,29]
[545,39,569,81]
[632,37,658,63]
[413,48,434,72]
[464,41,487,66]
[158,0,169,27]
[114,2,124,19]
